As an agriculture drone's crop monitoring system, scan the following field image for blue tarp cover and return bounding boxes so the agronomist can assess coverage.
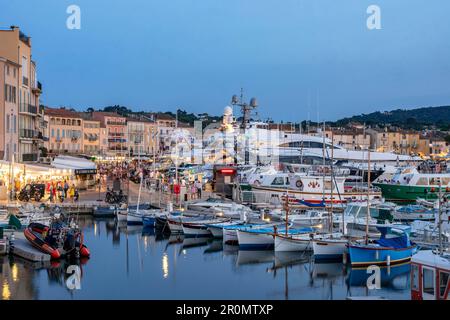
[375,234,410,249]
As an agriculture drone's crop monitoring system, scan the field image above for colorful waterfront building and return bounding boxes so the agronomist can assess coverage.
[44,107,83,155]
[91,111,127,157]
[0,26,45,162]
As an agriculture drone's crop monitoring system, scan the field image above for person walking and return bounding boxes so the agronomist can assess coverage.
[63,180,69,198]
[51,182,57,203]
[69,184,75,203]
[195,180,202,199]
[49,184,54,203]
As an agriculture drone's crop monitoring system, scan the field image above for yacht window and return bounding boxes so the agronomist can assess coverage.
[271,177,285,185]
[423,267,435,296]
[416,177,428,186]
[412,264,419,290]
[285,177,290,185]
[440,271,450,298]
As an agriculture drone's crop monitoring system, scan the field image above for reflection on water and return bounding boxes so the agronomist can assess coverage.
[0,218,411,300]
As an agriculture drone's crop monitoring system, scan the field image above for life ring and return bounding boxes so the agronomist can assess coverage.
[296,180,303,189]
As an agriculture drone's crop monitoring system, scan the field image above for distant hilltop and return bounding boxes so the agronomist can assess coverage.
[334,105,450,130]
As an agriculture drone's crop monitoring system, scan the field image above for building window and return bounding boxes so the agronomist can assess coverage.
[22,56,28,85]
[6,115,10,133]
[51,129,54,137]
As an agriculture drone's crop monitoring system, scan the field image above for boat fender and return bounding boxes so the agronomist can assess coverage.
[386,255,391,266]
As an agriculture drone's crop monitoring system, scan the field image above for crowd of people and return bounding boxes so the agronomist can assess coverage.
[45,180,79,203]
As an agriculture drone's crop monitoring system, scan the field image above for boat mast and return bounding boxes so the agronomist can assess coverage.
[438,179,443,255]
[365,149,371,245]
[284,188,289,236]
[330,131,334,234]
[322,121,325,204]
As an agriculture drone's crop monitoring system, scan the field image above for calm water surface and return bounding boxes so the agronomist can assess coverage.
[0,218,411,300]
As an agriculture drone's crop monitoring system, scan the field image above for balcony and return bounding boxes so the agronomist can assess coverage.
[108,146,128,151]
[32,81,42,95]
[19,103,37,115]
[106,120,125,126]
[19,129,43,140]
[22,153,38,162]
[109,132,125,137]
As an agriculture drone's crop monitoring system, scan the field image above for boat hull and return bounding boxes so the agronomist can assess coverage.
[312,239,348,261]
[237,230,274,250]
[373,183,445,202]
[24,223,90,260]
[142,216,156,227]
[208,226,224,238]
[168,218,184,233]
[116,210,127,222]
[348,244,416,267]
[182,224,212,238]
[223,228,238,245]
[274,235,312,252]
[127,213,143,225]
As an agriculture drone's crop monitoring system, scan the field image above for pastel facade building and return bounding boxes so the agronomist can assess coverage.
[0,26,44,162]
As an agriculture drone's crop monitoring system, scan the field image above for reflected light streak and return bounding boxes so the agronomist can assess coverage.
[162,253,169,279]
[2,280,11,300]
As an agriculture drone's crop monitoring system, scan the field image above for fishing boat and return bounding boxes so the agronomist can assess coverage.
[167,214,212,234]
[205,221,244,238]
[312,234,349,261]
[347,226,417,267]
[373,165,450,202]
[274,233,314,252]
[182,218,229,237]
[222,223,270,245]
[127,210,144,225]
[142,210,169,227]
[236,226,315,250]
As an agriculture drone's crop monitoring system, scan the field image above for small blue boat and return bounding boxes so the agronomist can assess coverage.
[348,226,417,267]
[142,215,157,227]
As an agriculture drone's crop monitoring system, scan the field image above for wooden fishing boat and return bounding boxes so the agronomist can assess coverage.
[348,226,417,267]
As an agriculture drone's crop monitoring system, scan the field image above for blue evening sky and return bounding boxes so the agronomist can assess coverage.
[1,0,450,121]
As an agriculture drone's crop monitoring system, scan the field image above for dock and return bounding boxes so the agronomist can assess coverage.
[9,231,51,262]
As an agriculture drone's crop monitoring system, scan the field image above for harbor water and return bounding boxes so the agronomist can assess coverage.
[0,217,411,300]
